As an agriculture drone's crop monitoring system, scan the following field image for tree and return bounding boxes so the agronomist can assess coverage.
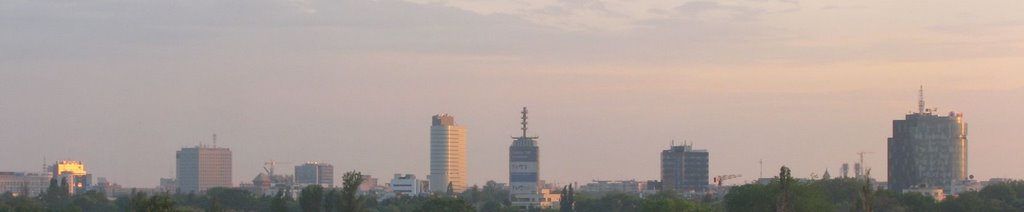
[70,190,116,211]
[859,169,874,212]
[776,166,795,212]
[415,196,474,212]
[560,185,575,212]
[300,185,324,212]
[339,171,365,212]
[324,189,338,212]
[270,189,289,212]
[447,182,455,196]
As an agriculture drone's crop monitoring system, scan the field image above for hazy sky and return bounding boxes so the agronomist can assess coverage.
[2,0,1023,187]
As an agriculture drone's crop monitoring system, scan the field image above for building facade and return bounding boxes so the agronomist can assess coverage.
[390,174,427,196]
[0,172,51,197]
[429,114,467,193]
[661,143,709,192]
[295,162,334,187]
[176,145,233,194]
[888,88,968,192]
[508,107,558,209]
[50,160,92,194]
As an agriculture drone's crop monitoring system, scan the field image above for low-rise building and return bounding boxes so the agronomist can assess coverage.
[389,174,427,196]
[0,172,51,197]
[579,180,647,194]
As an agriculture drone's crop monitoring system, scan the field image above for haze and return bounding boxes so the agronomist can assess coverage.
[1,0,1023,187]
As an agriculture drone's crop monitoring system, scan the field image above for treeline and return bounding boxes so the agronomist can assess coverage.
[6,168,1024,211]
[724,166,1024,212]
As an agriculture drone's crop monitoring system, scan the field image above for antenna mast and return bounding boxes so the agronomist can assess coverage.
[213,133,217,148]
[918,85,925,113]
[520,107,528,137]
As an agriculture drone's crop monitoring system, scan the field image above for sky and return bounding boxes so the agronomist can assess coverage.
[1,0,1023,187]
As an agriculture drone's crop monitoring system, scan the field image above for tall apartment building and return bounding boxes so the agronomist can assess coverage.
[888,87,968,192]
[176,145,232,194]
[429,114,467,193]
[508,107,559,209]
[661,142,709,192]
[294,162,334,187]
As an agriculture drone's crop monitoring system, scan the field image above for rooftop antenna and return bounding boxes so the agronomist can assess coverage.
[212,133,217,148]
[918,85,925,114]
[759,159,763,179]
[520,107,528,137]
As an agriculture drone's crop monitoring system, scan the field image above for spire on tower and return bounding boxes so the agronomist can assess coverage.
[520,107,528,137]
[918,85,925,114]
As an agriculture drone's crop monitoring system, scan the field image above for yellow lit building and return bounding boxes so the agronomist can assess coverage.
[50,160,92,194]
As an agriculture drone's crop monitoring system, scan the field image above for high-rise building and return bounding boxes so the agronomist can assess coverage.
[176,145,232,194]
[661,142,709,192]
[295,162,334,187]
[429,113,467,193]
[50,160,92,194]
[508,107,559,209]
[888,87,968,192]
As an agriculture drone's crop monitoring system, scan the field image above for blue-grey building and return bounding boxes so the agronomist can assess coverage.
[888,87,968,192]
[661,142,709,192]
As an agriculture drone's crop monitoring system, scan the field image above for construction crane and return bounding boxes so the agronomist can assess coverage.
[713,174,742,186]
[263,160,294,176]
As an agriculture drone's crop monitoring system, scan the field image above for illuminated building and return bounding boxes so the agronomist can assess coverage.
[888,87,968,192]
[429,113,467,193]
[50,160,92,194]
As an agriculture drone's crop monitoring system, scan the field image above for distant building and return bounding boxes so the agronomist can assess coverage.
[579,180,648,194]
[50,160,92,194]
[508,107,558,209]
[91,177,123,198]
[176,145,232,194]
[661,142,709,192]
[0,172,51,197]
[158,178,176,193]
[389,174,427,196]
[358,175,378,193]
[295,162,333,187]
[429,113,467,193]
[888,87,968,192]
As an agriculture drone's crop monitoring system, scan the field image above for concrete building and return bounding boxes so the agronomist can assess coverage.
[661,142,709,192]
[91,177,123,198]
[888,87,968,192]
[50,160,92,194]
[295,162,333,187]
[0,172,51,197]
[429,113,467,193]
[176,145,232,194]
[158,178,176,193]
[389,174,427,196]
[579,180,648,195]
[508,107,558,209]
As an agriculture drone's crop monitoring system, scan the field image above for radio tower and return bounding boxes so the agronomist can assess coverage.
[918,85,925,114]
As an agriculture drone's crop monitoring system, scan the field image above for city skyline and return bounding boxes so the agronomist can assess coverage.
[2,0,1024,188]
